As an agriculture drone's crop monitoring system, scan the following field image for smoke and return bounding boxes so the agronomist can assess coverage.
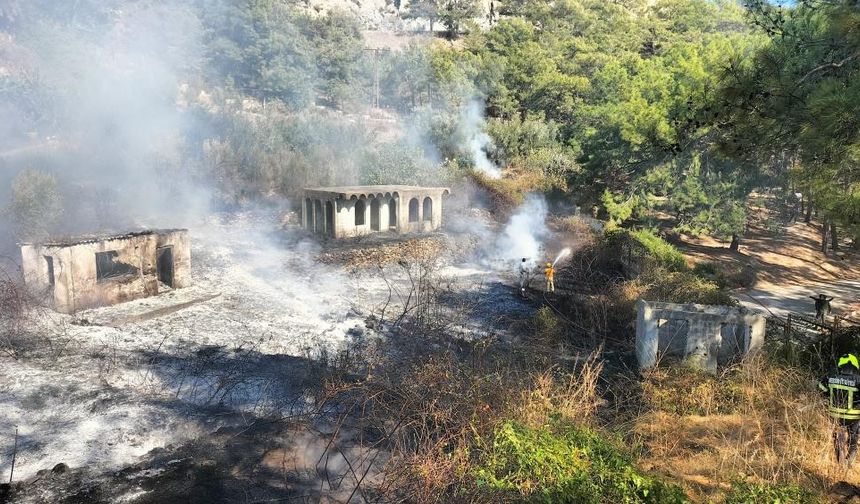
[0,1,208,243]
[491,194,549,263]
[461,100,501,179]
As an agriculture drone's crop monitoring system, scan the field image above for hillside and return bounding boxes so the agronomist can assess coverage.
[2,0,860,502]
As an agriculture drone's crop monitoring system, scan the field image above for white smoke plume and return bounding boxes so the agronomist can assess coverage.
[492,194,549,263]
[461,100,501,179]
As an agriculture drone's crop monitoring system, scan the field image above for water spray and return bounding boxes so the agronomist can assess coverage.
[552,247,571,267]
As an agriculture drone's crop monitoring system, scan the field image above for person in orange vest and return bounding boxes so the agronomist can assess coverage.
[544,262,555,293]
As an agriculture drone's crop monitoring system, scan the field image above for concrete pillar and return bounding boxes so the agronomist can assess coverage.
[746,315,765,353]
[330,198,339,238]
[636,300,658,369]
[433,195,443,230]
[397,195,410,232]
[390,198,399,231]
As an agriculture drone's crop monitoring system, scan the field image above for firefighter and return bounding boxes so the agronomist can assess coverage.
[819,353,860,464]
[518,258,531,297]
[544,262,555,293]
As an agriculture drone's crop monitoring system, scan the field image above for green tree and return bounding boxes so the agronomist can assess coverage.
[7,169,63,241]
[404,0,441,32]
[200,0,316,108]
[439,0,480,38]
[720,0,860,252]
[299,9,366,109]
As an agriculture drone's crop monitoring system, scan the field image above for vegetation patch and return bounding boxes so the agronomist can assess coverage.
[724,480,821,504]
[473,419,688,503]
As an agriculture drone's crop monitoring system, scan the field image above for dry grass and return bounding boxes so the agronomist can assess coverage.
[470,170,551,215]
[630,354,843,502]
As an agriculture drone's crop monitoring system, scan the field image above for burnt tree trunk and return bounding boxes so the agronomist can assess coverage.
[821,220,830,254]
[805,200,813,223]
[831,222,839,251]
[730,234,740,251]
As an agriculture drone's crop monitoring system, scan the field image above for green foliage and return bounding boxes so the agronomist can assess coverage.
[532,306,563,344]
[722,0,860,238]
[602,191,642,228]
[6,168,62,240]
[360,143,441,186]
[724,480,821,504]
[628,229,687,271]
[644,269,735,306]
[199,1,365,109]
[204,107,374,200]
[439,0,480,37]
[300,9,366,109]
[473,420,688,503]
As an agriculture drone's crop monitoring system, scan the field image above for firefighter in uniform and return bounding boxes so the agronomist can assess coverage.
[544,262,555,293]
[819,353,860,463]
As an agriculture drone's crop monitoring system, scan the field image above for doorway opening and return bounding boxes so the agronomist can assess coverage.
[157,246,175,288]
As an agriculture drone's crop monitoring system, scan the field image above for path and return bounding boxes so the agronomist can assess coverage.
[736,279,860,319]
[675,219,860,319]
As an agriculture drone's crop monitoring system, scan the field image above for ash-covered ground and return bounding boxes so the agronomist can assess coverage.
[0,211,540,502]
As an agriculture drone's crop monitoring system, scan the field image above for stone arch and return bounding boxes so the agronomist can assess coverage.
[314,200,323,234]
[325,201,334,237]
[370,198,381,231]
[355,199,366,226]
[422,197,433,221]
[388,198,397,229]
[408,198,420,223]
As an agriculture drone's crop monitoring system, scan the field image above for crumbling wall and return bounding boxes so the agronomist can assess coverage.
[636,300,765,373]
[66,234,157,312]
[21,229,191,314]
[156,230,192,288]
[21,244,75,313]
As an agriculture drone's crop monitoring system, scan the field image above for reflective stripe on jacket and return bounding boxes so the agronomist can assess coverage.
[821,373,860,420]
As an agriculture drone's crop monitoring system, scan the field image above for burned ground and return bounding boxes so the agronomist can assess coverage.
[0,211,545,503]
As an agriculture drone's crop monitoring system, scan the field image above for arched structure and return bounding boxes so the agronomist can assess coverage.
[325,202,334,237]
[302,185,451,238]
[408,198,419,223]
[355,199,366,226]
[370,199,381,231]
[422,197,433,222]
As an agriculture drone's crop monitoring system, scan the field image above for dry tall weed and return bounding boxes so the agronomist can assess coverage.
[632,353,837,500]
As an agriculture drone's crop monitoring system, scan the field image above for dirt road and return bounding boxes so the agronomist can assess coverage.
[678,220,860,319]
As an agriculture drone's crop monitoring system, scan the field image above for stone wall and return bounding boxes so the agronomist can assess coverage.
[21,230,191,314]
[635,300,765,373]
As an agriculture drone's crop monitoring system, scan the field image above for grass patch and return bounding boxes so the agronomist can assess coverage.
[473,419,688,503]
[724,480,822,504]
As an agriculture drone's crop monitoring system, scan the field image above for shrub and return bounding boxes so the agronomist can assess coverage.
[473,420,688,503]
[640,366,745,416]
[629,229,687,272]
[724,480,821,504]
[642,269,736,306]
[7,168,62,241]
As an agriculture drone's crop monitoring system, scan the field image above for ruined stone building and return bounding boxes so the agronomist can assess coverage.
[302,185,451,238]
[635,300,765,373]
[21,229,191,314]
